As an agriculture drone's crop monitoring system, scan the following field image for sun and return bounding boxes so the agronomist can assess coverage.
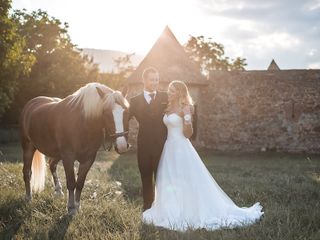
[12,0,210,54]
[76,0,199,53]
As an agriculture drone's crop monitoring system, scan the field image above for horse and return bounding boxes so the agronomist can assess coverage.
[20,82,130,215]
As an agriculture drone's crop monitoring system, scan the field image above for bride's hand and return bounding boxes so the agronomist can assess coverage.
[182,105,192,116]
[182,105,193,138]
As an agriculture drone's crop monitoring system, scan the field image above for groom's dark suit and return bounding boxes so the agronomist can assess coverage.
[129,91,168,210]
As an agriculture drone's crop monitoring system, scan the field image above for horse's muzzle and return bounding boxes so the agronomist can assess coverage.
[115,142,131,154]
[114,135,130,153]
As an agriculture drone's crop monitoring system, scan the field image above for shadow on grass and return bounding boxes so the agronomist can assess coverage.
[0,197,29,239]
[139,223,183,240]
[138,221,233,240]
[48,214,73,240]
[107,151,210,238]
[108,150,142,202]
[0,143,22,163]
[108,149,320,239]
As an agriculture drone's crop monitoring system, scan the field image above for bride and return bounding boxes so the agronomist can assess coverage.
[142,80,263,231]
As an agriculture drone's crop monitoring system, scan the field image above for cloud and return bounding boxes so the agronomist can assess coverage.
[194,0,320,69]
[308,62,320,68]
[12,0,320,69]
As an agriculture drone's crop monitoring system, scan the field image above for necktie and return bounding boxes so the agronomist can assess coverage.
[149,93,155,104]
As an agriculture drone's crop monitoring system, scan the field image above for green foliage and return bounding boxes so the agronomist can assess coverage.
[99,53,136,90]
[13,9,100,97]
[184,35,247,74]
[0,0,35,120]
[2,9,101,124]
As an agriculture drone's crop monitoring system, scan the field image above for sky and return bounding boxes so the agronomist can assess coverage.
[12,0,320,70]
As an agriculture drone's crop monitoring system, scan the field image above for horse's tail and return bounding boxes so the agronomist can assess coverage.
[31,150,46,193]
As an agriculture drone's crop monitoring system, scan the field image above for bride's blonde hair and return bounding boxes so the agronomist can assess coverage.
[167,80,193,112]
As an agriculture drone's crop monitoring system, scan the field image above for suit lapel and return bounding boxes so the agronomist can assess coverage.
[153,91,161,104]
[139,91,163,112]
[140,91,159,105]
[139,92,148,106]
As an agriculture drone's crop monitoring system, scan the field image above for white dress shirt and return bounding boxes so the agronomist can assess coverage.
[143,90,157,104]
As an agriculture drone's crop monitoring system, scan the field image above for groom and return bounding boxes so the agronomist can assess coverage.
[129,67,168,210]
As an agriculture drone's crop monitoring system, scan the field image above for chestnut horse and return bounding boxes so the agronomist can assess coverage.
[20,82,129,214]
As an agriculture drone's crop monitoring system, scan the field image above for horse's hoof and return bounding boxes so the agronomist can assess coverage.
[75,201,81,210]
[67,207,78,216]
[54,190,64,198]
[25,195,32,202]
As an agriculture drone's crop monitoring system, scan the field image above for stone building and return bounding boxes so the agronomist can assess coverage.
[267,59,281,71]
[199,69,320,153]
[126,26,320,153]
[126,26,207,145]
[127,26,207,94]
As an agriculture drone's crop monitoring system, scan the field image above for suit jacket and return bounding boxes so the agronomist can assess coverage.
[129,91,168,153]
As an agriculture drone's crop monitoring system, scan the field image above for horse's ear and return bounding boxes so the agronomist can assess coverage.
[96,87,105,99]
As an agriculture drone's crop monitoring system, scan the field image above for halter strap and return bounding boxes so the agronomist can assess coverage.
[102,129,129,152]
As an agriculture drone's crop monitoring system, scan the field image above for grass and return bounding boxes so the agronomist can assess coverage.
[0,143,320,239]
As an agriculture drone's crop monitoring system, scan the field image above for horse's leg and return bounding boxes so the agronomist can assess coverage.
[62,158,76,215]
[22,141,36,201]
[49,158,63,197]
[75,155,96,211]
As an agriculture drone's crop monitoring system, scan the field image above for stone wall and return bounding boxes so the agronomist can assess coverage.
[197,70,320,153]
[127,69,320,153]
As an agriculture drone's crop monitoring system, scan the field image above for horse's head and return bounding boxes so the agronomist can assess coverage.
[96,87,130,154]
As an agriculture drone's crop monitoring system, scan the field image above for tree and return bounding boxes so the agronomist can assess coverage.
[12,9,100,97]
[0,0,35,120]
[184,35,247,75]
[230,57,247,71]
[113,53,136,76]
[99,53,136,90]
[2,9,100,123]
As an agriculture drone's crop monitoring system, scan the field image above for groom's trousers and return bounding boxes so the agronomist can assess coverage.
[129,91,168,210]
[137,142,164,210]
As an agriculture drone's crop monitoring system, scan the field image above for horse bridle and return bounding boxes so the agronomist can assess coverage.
[102,128,129,151]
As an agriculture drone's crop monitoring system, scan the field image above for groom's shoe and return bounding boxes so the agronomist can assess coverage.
[143,202,152,211]
[143,206,150,211]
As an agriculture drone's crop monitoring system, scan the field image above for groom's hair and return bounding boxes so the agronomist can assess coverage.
[142,67,159,81]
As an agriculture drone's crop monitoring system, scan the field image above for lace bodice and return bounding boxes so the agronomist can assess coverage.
[163,113,186,141]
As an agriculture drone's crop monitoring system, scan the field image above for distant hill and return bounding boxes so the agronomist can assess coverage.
[81,48,144,73]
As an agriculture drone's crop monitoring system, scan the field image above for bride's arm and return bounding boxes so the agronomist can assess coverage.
[182,105,194,138]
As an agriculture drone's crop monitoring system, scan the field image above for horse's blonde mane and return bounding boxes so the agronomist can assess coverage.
[69,82,122,119]
[105,90,129,110]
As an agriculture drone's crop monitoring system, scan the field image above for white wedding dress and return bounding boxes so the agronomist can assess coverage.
[142,113,263,231]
